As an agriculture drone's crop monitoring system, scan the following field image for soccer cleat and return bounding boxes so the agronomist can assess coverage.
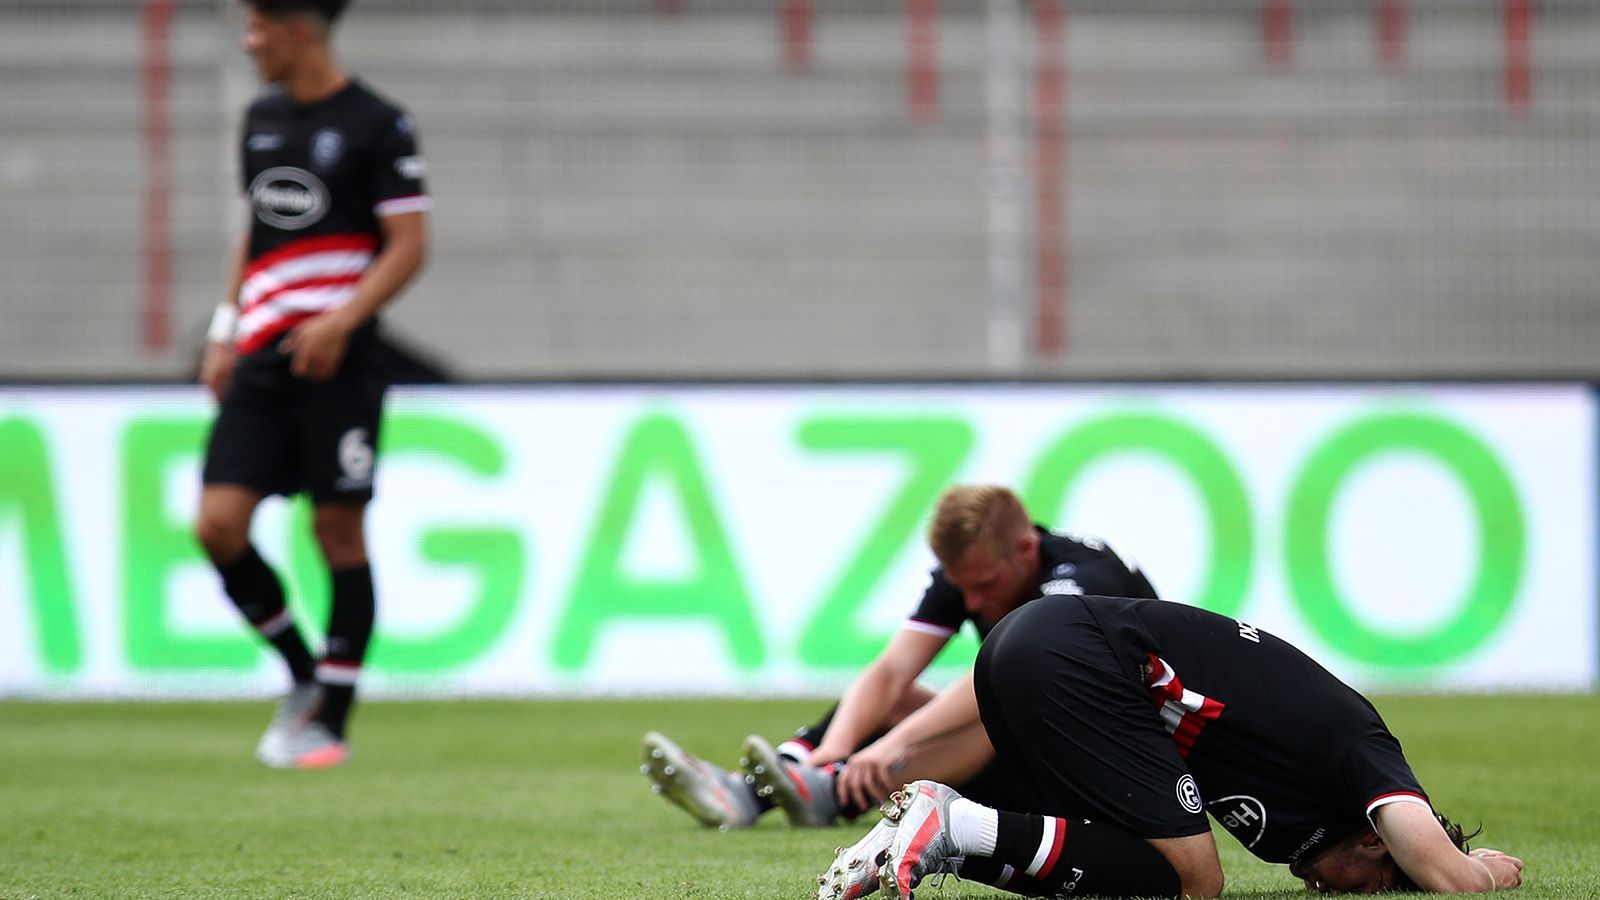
[259,721,349,770]
[254,682,322,765]
[816,798,904,900]
[879,781,966,900]
[640,731,761,831]
[742,733,840,827]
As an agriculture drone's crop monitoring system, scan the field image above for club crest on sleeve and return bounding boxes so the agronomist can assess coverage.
[1176,774,1204,814]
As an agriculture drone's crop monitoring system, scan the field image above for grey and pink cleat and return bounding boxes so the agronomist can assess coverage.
[640,731,761,831]
[259,720,348,769]
[742,733,840,827]
[879,781,966,900]
[815,796,907,900]
[255,682,323,766]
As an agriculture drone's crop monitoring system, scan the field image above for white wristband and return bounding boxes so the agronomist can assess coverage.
[207,303,238,343]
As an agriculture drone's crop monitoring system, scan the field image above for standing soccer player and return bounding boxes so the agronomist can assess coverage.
[195,0,429,769]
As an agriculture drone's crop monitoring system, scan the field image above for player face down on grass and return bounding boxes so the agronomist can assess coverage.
[1293,815,1480,894]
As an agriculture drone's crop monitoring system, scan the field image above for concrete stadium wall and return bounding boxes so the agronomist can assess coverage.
[2,1,1597,379]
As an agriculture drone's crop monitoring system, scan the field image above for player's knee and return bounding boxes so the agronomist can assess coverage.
[194,511,248,563]
[1155,837,1225,899]
[312,505,367,567]
[1181,868,1224,898]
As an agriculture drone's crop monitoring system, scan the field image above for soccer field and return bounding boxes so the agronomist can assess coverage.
[1,695,1595,899]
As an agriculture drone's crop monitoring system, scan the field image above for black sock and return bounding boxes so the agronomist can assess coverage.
[951,856,1052,896]
[790,702,839,752]
[791,703,891,759]
[218,545,315,683]
[986,810,1181,899]
[313,564,376,740]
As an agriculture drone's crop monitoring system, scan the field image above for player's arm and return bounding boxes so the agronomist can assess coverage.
[886,669,980,748]
[282,210,428,381]
[1374,801,1523,892]
[805,627,948,767]
[835,670,985,810]
[201,232,249,400]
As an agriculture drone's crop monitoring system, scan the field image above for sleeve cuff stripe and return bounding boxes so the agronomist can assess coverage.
[1366,791,1431,818]
[902,619,957,639]
[375,195,432,216]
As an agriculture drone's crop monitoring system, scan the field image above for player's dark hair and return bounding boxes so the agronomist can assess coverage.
[243,0,349,26]
[1290,813,1481,890]
[1389,813,1482,892]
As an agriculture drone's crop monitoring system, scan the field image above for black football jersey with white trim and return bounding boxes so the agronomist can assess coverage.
[1082,595,1430,865]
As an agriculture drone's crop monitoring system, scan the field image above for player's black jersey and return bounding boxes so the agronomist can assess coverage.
[906,526,1157,641]
[234,79,429,354]
[1081,595,1430,866]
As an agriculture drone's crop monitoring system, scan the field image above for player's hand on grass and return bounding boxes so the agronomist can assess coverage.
[281,312,353,381]
[1469,848,1524,889]
[201,341,237,400]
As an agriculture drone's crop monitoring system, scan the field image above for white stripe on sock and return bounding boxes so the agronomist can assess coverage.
[315,662,361,686]
[1024,816,1062,877]
[256,609,293,638]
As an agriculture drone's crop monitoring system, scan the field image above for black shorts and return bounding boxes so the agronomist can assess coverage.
[202,331,387,503]
[973,594,1210,840]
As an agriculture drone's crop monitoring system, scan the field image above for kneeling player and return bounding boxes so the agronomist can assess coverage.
[818,594,1523,898]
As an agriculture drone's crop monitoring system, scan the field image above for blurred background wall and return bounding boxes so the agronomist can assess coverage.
[3,0,1596,381]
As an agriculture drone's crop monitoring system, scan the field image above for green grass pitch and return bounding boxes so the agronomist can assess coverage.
[2,694,1596,898]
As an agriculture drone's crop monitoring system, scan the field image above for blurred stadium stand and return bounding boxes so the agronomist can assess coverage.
[1,0,1596,380]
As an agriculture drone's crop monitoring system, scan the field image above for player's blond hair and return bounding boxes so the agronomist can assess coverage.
[926,484,1033,567]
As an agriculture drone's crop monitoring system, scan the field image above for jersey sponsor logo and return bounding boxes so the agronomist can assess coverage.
[1208,794,1267,848]
[1176,774,1204,814]
[1237,621,1262,643]
[395,154,428,180]
[1050,562,1077,578]
[1039,577,1083,596]
[310,128,345,169]
[1287,826,1330,864]
[335,427,376,489]
[249,167,329,230]
[247,132,284,152]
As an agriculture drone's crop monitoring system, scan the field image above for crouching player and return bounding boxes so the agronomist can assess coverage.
[819,593,1523,898]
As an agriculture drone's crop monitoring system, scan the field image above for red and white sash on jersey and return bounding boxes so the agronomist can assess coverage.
[1145,653,1226,758]
[235,233,378,353]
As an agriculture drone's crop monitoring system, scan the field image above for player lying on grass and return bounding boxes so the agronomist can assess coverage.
[641,484,1158,829]
[818,593,1524,898]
